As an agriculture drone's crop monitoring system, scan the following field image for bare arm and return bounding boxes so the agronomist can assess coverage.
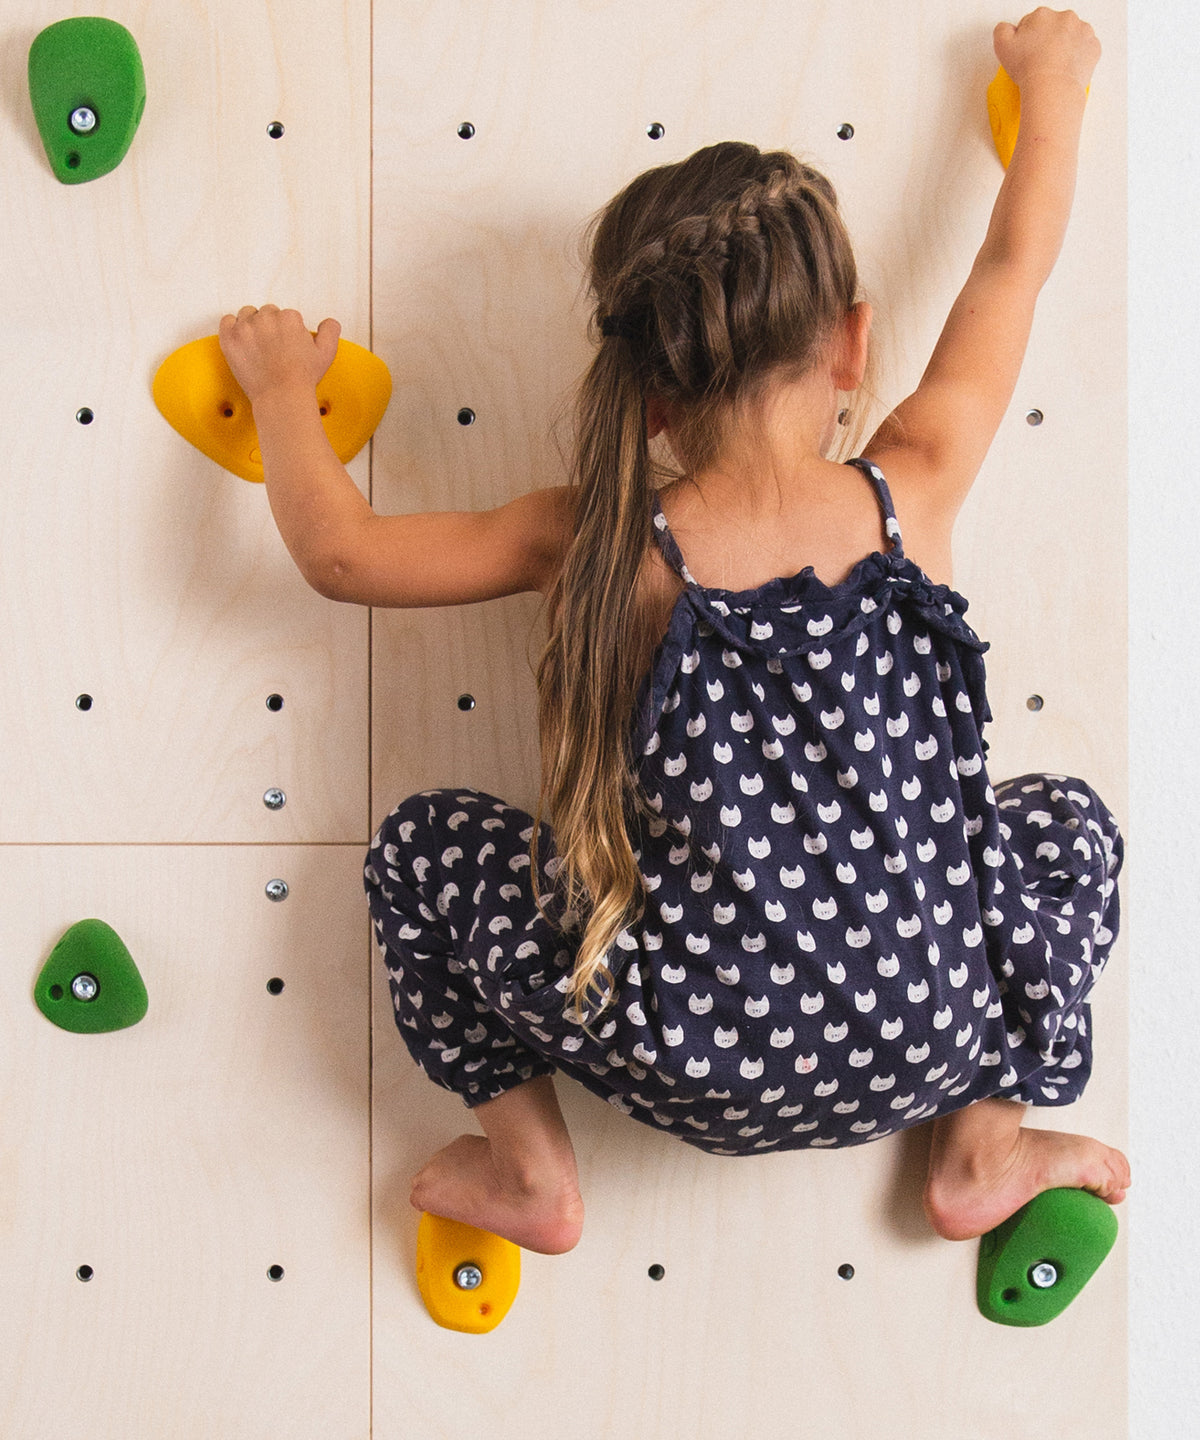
[866,9,1102,531]
[218,306,572,606]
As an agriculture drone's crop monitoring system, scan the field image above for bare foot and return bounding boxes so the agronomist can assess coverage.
[923,1098,1131,1242]
[411,1133,585,1255]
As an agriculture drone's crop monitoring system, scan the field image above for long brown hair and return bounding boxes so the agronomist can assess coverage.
[536,141,861,1019]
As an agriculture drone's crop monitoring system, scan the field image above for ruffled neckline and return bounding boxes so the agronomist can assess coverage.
[650,496,986,660]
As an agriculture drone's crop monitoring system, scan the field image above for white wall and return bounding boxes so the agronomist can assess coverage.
[1128,7,1200,1436]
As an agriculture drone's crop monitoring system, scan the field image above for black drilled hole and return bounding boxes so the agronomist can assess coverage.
[1002,1287,1021,1304]
[267,977,285,995]
[267,122,284,139]
[457,407,476,426]
[838,1263,855,1280]
[76,694,93,711]
[49,984,65,1001]
[457,122,475,139]
[77,1265,94,1282]
[221,405,234,418]
[66,152,82,170]
[268,1264,285,1281]
[837,123,855,140]
[648,1264,665,1281]
[647,122,665,140]
[76,408,94,425]
[266,694,285,711]
[457,694,476,712]
[1027,694,1045,712]
[1026,408,1044,426]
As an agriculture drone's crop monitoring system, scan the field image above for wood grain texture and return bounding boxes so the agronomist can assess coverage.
[0,0,371,844]
[0,846,370,1439]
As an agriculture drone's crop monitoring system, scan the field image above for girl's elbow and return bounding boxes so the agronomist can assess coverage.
[302,551,361,603]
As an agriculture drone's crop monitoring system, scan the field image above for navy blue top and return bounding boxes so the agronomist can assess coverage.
[570,458,1114,1152]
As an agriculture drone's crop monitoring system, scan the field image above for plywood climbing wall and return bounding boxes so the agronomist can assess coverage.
[1,2,1127,1438]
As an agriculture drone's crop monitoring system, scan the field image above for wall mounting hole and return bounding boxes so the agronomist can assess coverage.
[838,1263,855,1280]
[267,977,285,995]
[1002,1287,1021,1304]
[1027,694,1045,712]
[66,152,81,169]
[221,406,234,418]
[319,405,329,416]
[266,694,285,711]
[457,407,476,426]
[76,694,93,711]
[77,1265,94,1282]
[49,984,65,1001]
[1026,408,1044,426]
[648,1264,665,1281]
[76,408,94,425]
[268,1265,285,1281]
[267,122,285,139]
[457,122,475,139]
[837,123,855,140]
[647,122,665,140]
[457,694,476,712]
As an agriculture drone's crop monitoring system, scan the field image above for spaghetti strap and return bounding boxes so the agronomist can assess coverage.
[650,496,697,583]
[653,461,903,585]
[845,456,904,557]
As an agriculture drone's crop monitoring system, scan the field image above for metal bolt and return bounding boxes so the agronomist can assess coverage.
[265,879,289,902]
[1030,1261,1059,1289]
[71,973,99,1002]
[263,788,286,810]
[69,107,97,135]
[453,1263,483,1290]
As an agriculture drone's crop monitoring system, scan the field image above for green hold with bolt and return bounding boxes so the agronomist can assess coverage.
[977,1186,1119,1326]
[27,17,146,185]
[35,919,148,1034]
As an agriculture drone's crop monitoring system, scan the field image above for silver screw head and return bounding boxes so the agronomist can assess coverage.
[71,973,100,1002]
[453,1263,483,1290]
[1030,1261,1059,1290]
[263,788,286,810]
[265,879,289,902]
[69,107,98,135]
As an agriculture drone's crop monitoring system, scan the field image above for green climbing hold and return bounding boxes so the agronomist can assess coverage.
[28,18,146,185]
[977,1187,1119,1327]
[35,920,148,1034]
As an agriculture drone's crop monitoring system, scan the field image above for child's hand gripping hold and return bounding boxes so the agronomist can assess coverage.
[994,7,1101,95]
[218,304,342,405]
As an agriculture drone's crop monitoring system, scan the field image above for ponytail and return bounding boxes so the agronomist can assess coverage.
[535,334,654,1020]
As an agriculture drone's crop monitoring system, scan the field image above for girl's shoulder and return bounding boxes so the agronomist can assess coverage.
[859,448,956,588]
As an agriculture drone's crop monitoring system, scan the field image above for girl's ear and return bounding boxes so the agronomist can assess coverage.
[646,392,670,439]
[831,302,872,392]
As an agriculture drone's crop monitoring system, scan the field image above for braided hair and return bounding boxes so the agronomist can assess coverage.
[536,142,861,1020]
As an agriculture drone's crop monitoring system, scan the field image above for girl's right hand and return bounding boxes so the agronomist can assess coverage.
[993,8,1101,93]
[218,304,341,406]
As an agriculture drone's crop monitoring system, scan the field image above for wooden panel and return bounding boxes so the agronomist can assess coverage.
[0,846,370,1439]
[370,3,1127,1438]
[0,0,370,844]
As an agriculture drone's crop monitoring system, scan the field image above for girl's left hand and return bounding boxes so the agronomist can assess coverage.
[218,304,341,404]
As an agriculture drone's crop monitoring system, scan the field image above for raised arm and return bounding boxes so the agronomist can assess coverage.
[865,9,1101,533]
[218,305,572,606]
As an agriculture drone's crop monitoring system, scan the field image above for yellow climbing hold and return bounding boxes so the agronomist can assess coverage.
[153,333,391,483]
[987,65,1021,169]
[416,1212,520,1334]
[988,64,1089,170]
